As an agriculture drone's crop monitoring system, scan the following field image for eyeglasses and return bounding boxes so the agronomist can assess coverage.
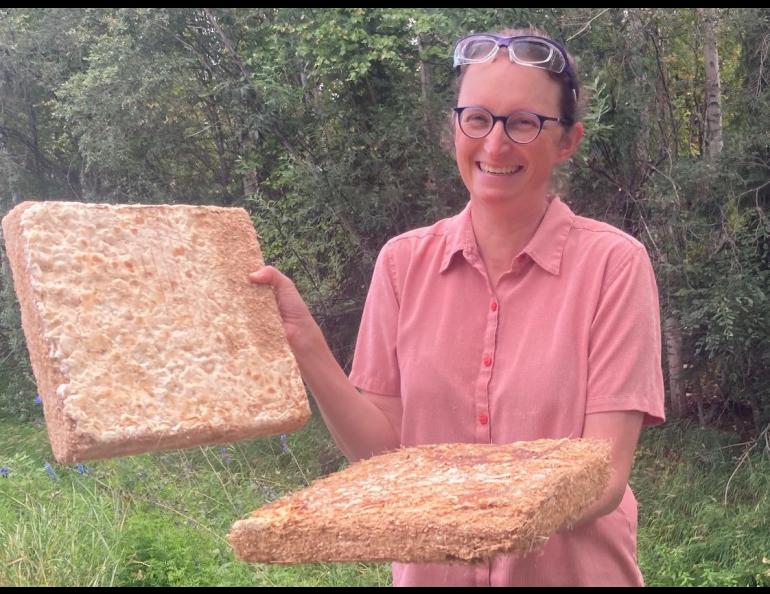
[453,33,578,103]
[453,106,561,144]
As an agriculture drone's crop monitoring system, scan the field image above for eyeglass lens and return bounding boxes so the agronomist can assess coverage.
[458,108,542,143]
[458,37,566,74]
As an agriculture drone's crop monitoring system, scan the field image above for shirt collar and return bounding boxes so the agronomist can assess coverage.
[440,197,575,276]
[523,196,575,275]
[440,202,476,273]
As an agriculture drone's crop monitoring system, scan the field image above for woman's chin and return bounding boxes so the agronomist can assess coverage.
[471,190,521,206]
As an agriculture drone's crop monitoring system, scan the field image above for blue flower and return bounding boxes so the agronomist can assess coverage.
[0,467,9,478]
[74,464,90,475]
[218,447,232,465]
[43,462,58,480]
[279,434,290,454]
[34,394,43,405]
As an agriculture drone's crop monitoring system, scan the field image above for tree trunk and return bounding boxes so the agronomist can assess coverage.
[664,314,686,418]
[627,9,651,167]
[417,33,439,200]
[417,33,432,118]
[701,8,724,159]
[243,169,259,199]
[627,10,688,420]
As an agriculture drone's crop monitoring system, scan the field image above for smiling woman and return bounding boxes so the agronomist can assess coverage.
[249,24,665,588]
[453,58,582,233]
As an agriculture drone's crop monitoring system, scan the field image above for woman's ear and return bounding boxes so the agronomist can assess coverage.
[558,121,584,162]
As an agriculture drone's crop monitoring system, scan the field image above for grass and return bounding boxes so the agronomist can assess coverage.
[1,409,769,586]
[632,420,770,587]
[0,411,390,587]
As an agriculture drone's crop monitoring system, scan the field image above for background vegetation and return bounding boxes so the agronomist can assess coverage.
[1,8,769,586]
[1,415,769,587]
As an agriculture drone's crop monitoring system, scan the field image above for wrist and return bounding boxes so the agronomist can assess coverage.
[289,320,327,362]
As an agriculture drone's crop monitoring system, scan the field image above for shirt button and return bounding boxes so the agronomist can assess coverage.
[479,413,489,425]
[483,355,493,367]
[490,300,498,312]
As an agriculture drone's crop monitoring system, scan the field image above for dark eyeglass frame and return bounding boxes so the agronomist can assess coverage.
[453,106,562,144]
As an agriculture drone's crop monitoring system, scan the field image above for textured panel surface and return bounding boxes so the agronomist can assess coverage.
[229,438,610,564]
[2,201,310,462]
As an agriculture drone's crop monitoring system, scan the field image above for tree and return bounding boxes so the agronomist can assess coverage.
[701,8,724,160]
[2,8,769,431]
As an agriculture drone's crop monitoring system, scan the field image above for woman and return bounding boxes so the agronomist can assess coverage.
[249,27,665,587]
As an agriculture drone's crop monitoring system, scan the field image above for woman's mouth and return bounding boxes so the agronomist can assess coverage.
[478,162,523,175]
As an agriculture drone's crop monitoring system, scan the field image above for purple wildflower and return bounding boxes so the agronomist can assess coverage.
[0,467,9,478]
[74,464,90,475]
[34,394,43,405]
[43,462,58,480]
[219,447,232,465]
[279,434,290,454]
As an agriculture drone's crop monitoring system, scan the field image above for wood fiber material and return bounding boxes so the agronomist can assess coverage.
[229,438,611,564]
[2,201,310,462]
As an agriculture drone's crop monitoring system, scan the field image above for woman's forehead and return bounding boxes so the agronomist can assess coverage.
[457,58,562,113]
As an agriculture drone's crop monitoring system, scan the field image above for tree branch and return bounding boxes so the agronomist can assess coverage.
[565,8,611,42]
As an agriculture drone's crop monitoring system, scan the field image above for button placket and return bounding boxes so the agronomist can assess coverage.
[475,294,499,441]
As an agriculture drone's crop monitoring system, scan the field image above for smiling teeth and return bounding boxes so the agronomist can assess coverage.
[480,164,520,174]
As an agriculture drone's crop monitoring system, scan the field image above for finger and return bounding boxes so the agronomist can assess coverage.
[249,266,294,290]
[248,266,274,285]
[249,265,284,286]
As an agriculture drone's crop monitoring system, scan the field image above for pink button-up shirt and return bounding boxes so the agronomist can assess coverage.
[349,196,665,586]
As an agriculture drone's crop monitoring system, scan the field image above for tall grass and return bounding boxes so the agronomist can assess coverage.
[1,412,769,586]
[0,413,389,586]
[633,421,770,587]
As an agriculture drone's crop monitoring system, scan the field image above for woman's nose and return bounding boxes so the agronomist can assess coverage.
[484,120,513,154]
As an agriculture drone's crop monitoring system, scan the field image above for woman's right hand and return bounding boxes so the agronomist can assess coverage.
[250,266,402,461]
[248,265,323,356]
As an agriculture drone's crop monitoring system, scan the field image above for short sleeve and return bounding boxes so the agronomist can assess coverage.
[586,245,665,425]
[349,244,401,397]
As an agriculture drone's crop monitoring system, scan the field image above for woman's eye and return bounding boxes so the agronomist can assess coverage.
[509,118,537,129]
[465,114,490,126]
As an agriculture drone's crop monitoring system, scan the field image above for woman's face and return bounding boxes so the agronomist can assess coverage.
[454,55,583,208]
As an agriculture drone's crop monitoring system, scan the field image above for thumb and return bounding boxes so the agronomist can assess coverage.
[249,265,295,291]
[248,266,275,285]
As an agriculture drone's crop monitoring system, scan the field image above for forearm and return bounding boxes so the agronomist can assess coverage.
[568,477,627,530]
[248,266,401,462]
[294,327,401,462]
[562,411,644,531]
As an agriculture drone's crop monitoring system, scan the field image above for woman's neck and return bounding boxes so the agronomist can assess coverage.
[470,195,550,284]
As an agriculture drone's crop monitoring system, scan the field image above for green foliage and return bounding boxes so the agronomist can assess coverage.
[0,235,37,421]
[0,363,37,422]
[0,8,86,203]
[4,8,770,585]
[555,8,770,432]
[1,7,770,430]
[0,246,31,368]
[116,509,250,587]
[634,422,770,586]
[0,444,129,586]
[235,8,550,360]
[0,413,387,586]
[51,8,245,204]
[645,153,770,426]
[2,414,769,586]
